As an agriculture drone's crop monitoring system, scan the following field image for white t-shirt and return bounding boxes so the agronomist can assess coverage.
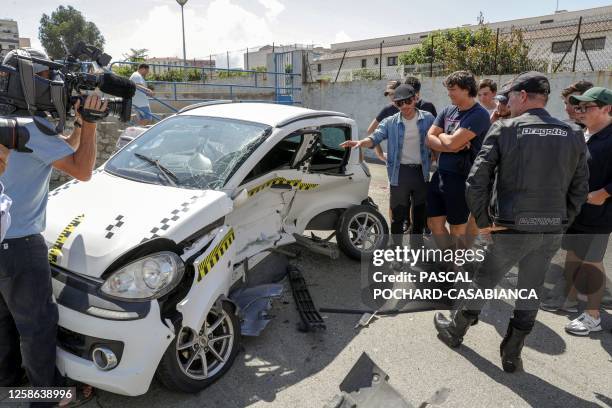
[129,71,150,108]
[584,131,591,143]
[400,115,421,164]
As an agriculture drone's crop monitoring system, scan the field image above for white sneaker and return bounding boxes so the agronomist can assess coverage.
[565,312,602,336]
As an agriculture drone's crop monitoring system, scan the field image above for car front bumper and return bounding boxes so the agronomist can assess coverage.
[52,266,175,396]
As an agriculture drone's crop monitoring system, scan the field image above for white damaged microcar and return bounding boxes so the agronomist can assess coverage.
[43,101,388,396]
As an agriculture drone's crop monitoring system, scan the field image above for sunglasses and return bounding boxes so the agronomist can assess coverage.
[573,104,601,113]
[395,97,415,107]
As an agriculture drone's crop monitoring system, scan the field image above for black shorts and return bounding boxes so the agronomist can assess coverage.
[562,227,611,263]
[427,170,470,225]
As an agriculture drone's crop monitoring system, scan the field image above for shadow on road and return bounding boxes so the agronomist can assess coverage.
[455,344,601,408]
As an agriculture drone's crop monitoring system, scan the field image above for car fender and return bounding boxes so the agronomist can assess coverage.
[176,225,237,331]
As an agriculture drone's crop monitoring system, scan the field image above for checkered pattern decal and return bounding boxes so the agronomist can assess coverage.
[48,214,85,265]
[140,195,200,243]
[247,177,319,197]
[197,228,235,281]
[104,215,125,239]
[49,179,80,198]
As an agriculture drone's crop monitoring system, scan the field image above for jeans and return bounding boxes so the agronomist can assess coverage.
[0,234,58,389]
[390,164,427,237]
[463,231,562,331]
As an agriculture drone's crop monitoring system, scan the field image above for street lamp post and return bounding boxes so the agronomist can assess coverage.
[176,0,188,68]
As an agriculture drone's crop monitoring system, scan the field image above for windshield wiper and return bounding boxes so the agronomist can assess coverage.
[133,153,179,186]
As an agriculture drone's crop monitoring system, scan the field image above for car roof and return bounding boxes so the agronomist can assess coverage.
[177,101,348,127]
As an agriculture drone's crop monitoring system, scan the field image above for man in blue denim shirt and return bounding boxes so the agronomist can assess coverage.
[341,85,434,243]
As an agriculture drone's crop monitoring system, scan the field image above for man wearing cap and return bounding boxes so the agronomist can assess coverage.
[561,80,594,127]
[341,85,434,243]
[368,80,401,162]
[0,48,104,404]
[547,87,612,336]
[490,82,512,123]
[433,72,589,373]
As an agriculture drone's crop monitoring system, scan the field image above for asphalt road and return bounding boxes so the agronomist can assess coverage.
[89,163,612,408]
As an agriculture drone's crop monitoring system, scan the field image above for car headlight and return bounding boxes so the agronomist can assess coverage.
[101,252,185,300]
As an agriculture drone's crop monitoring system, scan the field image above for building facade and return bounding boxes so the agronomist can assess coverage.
[144,57,216,73]
[0,19,19,59]
[311,5,612,81]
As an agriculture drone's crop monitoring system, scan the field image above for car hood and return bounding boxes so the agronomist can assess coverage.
[43,170,233,278]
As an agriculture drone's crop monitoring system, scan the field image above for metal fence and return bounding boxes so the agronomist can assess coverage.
[110,61,302,106]
[307,12,612,82]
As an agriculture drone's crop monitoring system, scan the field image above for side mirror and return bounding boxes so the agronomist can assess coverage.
[232,188,249,209]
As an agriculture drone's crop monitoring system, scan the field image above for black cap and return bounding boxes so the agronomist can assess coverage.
[392,84,416,102]
[509,71,550,95]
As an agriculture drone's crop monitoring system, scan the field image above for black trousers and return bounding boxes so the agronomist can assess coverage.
[0,234,58,389]
[390,164,427,236]
[462,231,562,331]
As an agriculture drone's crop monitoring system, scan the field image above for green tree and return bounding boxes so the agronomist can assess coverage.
[39,5,105,59]
[399,26,546,75]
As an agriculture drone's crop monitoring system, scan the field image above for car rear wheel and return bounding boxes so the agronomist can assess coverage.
[156,301,241,393]
[336,205,388,260]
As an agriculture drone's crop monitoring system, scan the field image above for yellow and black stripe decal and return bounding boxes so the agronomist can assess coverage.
[197,228,235,281]
[247,177,319,197]
[48,214,85,265]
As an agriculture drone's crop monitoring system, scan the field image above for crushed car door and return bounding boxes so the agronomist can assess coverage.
[286,125,356,229]
[225,133,306,261]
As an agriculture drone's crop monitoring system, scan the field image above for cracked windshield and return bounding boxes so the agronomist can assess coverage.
[105,115,269,190]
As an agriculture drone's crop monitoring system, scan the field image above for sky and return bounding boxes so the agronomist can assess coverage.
[4,0,612,67]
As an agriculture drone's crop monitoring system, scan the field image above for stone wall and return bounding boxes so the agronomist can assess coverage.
[303,71,612,136]
[50,120,125,189]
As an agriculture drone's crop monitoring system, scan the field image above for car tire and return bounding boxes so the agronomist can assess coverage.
[336,205,388,260]
[156,301,241,393]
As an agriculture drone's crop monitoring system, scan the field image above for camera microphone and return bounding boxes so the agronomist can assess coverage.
[98,73,136,99]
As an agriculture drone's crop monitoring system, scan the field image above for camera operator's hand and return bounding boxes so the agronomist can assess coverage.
[0,145,10,175]
[75,94,109,124]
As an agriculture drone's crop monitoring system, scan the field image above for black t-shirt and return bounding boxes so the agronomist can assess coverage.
[433,103,491,176]
[416,99,437,118]
[376,104,399,123]
[574,122,612,232]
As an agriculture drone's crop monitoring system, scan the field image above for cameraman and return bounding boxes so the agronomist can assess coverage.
[0,49,106,404]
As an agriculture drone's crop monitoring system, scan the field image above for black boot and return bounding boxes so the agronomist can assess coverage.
[500,322,530,373]
[434,308,478,348]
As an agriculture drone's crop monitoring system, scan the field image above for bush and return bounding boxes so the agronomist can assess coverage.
[399,26,547,75]
[352,68,381,81]
[112,64,137,78]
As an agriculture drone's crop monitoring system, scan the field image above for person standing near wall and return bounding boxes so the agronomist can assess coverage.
[367,80,401,162]
[561,80,594,127]
[478,78,498,116]
[341,85,434,245]
[130,63,155,126]
[434,72,589,372]
[542,87,612,335]
[426,71,491,251]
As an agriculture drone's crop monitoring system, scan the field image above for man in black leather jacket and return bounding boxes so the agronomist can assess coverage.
[433,72,589,373]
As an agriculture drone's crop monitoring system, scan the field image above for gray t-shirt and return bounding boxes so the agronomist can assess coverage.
[400,115,421,164]
[0,118,74,239]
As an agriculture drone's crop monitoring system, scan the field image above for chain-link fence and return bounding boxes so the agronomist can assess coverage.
[513,13,612,74]
[307,12,612,83]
